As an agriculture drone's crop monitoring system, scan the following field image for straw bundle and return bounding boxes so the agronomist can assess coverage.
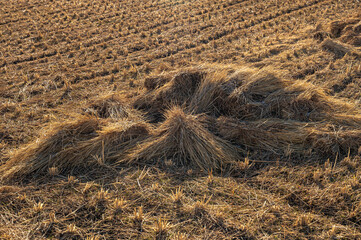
[126,107,239,171]
[86,93,130,119]
[3,63,361,181]
[1,116,102,181]
[0,117,150,181]
[220,68,289,119]
[217,116,361,157]
[321,38,351,58]
[134,68,206,115]
[217,116,310,155]
[307,126,361,156]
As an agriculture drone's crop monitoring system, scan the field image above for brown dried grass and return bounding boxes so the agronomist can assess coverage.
[328,19,360,38]
[220,67,290,119]
[307,126,361,156]
[326,18,361,48]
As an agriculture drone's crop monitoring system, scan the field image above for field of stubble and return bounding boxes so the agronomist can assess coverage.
[1,0,361,239]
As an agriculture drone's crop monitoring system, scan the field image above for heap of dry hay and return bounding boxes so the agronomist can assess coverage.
[218,68,337,121]
[2,63,361,181]
[135,65,358,122]
[126,107,239,171]
[134,64,361,158]
[0,114,150,181]
[217,117,311,155]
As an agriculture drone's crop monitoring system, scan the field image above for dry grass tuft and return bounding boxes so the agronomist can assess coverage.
[192,195,211,218]
[126,107,239,171]
[170,187,183,204]
[295,213,313,227]
[152,217,171,240]
[33,202,44,213]
[133,206,144,231]
[112,197,127,214]
[173,232,188,240]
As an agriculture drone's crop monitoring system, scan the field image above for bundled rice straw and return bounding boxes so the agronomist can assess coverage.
[132,64,361,159]
[321,38,351,58]
[220,67,290,119]
[135,65,358,122]
[1,116,101,181]
[85,93,131,119]
[189,70,229,115]
[307,126,361,155]
[2,63,361,180]
[0,116,150,181]
[217,117,361,156]
[134,68,207,115]
[217,116,310,155]
[126,107,239,171]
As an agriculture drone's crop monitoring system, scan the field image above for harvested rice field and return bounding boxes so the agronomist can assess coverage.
[0,0,361,239]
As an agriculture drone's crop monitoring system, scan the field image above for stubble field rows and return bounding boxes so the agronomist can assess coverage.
[0,0,361,239]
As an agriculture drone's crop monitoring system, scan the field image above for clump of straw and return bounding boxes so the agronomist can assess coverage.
[126,107,239,172]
